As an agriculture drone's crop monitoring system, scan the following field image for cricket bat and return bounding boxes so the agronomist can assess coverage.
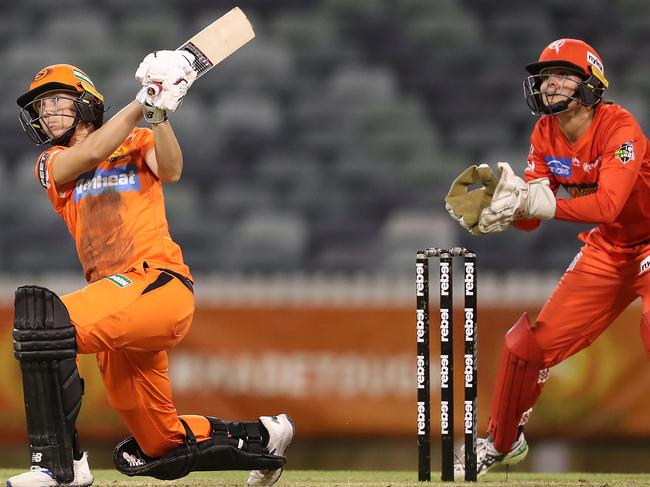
[146,7,255,96]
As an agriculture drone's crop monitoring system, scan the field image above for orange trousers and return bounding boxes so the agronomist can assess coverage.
[533,232,650,368]
[62,264,212,457]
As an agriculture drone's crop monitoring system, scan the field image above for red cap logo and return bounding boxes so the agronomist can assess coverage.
[547,39,566,54]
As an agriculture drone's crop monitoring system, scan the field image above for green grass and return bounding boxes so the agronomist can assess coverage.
[2,470,650,486]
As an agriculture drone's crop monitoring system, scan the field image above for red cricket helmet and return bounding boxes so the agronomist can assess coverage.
[523,39,609,116]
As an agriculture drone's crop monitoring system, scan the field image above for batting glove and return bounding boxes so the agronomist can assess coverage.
[135,50,197,112]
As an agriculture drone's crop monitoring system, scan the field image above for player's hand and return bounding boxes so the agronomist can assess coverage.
[135,88,167,124]
[445,164,498,235]
[135,50,197,112]
[478,162,556,233]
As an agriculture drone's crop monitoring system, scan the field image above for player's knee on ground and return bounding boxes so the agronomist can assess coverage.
[114,417,285,480]
[13,285,84,484]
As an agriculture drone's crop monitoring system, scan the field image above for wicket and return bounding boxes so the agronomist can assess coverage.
[416,247,477,482]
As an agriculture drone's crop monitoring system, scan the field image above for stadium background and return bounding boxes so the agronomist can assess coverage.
[1,0,650,475]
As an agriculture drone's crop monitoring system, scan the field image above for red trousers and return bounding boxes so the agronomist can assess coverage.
[488,230,650,452]
[62,264,212,457]
[534,232,650,368]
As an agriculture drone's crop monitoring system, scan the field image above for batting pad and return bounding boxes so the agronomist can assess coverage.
[13,285,83,484]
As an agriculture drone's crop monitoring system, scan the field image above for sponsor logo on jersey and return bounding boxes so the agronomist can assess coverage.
[563,183,598,198]
[74,164,140,202]
[567,251,583,272]
[526,158,535,172]
[544,156,572,177]
[105,274,133,288]
[37,152,51,189]
[640,255,650,275]
[582,156,601,173]
[108,146,131,163]
[526,145,535,172]
[615,141,635,164]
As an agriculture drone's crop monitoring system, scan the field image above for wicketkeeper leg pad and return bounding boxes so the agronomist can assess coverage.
[13,285,84,484]
[487,313,546,454]
[114,417,285,480]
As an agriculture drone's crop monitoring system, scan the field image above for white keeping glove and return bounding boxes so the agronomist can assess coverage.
[135,50,197,112]
[478,162,556,234]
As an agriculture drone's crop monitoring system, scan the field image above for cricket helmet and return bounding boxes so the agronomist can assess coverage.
[17,64,105,145]
[523,39,609,116]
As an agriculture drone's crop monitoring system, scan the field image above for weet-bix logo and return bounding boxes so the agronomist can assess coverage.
[544,156,572,177]
[74,165,141,202]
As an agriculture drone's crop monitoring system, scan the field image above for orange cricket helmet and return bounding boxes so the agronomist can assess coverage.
[17,64,105,145]
[523,39,609,116]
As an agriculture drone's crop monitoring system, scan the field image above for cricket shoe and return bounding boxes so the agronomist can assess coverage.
[7,452,93,487]
[454,432,528,480]
[247,414,294,486]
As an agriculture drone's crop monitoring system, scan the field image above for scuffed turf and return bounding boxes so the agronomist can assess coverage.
[1,470,650,486]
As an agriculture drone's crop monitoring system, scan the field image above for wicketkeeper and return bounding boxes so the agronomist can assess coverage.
[447,38,650,478]
[9,52,293,487]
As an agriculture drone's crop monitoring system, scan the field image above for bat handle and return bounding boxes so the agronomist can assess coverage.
[146,81,162,97]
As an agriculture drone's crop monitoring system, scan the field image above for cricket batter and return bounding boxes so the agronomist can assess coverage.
[446,38,650,478]
[9,53,293,487]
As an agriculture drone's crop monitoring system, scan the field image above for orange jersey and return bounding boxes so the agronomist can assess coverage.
[35,127,191,283]
[517,102,650,246]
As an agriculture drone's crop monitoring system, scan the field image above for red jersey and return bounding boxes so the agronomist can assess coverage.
[516,102,650,247]
[35,127,191,283]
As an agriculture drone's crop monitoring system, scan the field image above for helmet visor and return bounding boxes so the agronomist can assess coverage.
[18,93,80,145]
[524,73,585,116]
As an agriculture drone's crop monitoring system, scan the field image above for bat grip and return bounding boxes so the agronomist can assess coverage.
[146,81,162,97]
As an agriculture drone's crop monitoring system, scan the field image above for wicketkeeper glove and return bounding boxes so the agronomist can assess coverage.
[478,162,556,234]
[445,164,499,236]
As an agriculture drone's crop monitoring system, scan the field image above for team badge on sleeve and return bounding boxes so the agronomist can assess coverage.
[614,141,635,164]
[37,152,51,189]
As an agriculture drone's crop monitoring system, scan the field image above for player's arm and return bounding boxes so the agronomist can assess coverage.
[512,142,558,232]
[144,122,184,182]
[476,139,558,234]
[554,134,645,224]
[52,101,143,185]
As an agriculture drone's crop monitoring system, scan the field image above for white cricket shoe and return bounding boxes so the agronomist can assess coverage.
[247,414,294,486]
[454,432,528,480]
[7,452,93,487]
